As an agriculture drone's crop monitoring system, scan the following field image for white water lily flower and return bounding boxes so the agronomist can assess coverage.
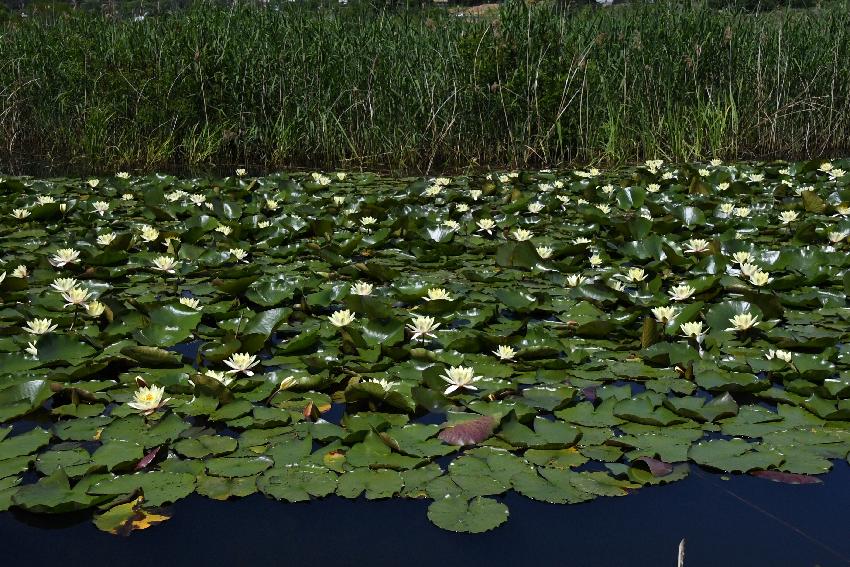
[469,189,482,201]
[828,231,848,244]
[51,278,78,293]
[766,349,793,363]
[566,274,586,287]
[179,297,201,310]
[834,205,850,217]
[595,203,611,214]
[86,301,106,317]
[229,248,248,262]
[494,345,517,361]
[336,172,347,181]
[498,174,510,183]
[528,202,544,214]
[731,251,752,264]
[215,225,233,236]
[97,232,117,246]
[406,315,440,341]
[749,270,772,286]
[189,194,206,206]
[651,306,678,323]
[625,267,647,282]
[512,228,533,241]
[122,194,134,202]
[87,179,99,188]
[205,370,233,387]
[225,352,260,375]
[139,225,160,242]
[25,341,38,357]
[441,366,481,395]
[442,220,460,230]
[574,237,591,245]
[62,287,92,307]
[128,383,170,414]
[748,174,764,183]
[645,159,664,172]
[779,211,799,224]
[476,219,497,234]
[734,207,751,218]
[717,182,730,191]
[739,262,761,278]
[116,171,130,179]
[609,279,625,292]
[668,284,696,301]
[646,183,660,193]
[425,288,452,301]
[258,220,271,228]
[710,159,722,167]
[680,321,706,339]
[719,203,735,214]
[423,185,442,197]
[36,196,56,205]
[333,196,346,206]
[557,194,570,205]
[829,169,846,179]
[350,281,373,296]
[726,312,759,332]
[12,208,31,219]
[536,246,554,259]
[455,203,470,213]
[328,309,356,327]
[152,256,179,273]
[588,254,603,267]
[50,248,80,267]
[662,172,675,180]
[819,162,834,173]
[685,239,710,253]
[236,168,247,177]
[92,201,109,216]
[360,216,377,227]
[698,168,710,177]
[11,265,28,278]
[23,318,57,335]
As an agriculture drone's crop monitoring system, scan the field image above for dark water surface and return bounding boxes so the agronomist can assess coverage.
[2,464,849,567]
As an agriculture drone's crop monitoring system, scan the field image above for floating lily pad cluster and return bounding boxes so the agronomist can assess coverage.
[1,161,849,534]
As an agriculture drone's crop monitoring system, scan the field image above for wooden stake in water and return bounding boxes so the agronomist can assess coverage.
[677,538,686,567]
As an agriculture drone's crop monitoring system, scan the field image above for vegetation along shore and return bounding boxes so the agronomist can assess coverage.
[1,1,850,173]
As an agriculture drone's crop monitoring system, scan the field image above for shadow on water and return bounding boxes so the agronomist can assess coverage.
[2,463,849,567]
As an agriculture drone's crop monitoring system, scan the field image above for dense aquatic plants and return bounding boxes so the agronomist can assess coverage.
[1,161,850,533]
[3,2,850,171]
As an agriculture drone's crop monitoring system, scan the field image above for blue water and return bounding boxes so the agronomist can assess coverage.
[2,464,849,566]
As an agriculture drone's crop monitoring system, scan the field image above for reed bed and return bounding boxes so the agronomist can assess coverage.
[1,1,849,172]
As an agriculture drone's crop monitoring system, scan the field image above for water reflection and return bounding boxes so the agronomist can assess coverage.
[2,463,849,567]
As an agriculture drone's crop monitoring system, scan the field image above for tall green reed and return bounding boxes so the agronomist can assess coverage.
[0,1,848,173]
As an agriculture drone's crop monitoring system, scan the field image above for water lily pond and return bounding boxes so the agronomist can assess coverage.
[1,162,849,536]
